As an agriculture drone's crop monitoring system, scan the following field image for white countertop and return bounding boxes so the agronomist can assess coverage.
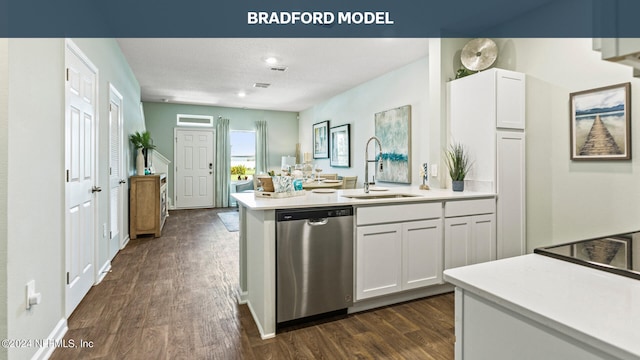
[232,186,496,210]
[444,254,640,359]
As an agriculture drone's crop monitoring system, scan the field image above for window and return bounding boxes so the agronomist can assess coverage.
[176,114,214,127]
[230,130,256,181]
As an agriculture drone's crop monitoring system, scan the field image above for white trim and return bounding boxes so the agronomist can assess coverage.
[176,113,214,127]
[96,261,111,284]
[247,301,275,340]
[108,82,126,257]
[152,149,171,165]
[237,291,248,304]
[30,318,68,360]
[120,234,130,250]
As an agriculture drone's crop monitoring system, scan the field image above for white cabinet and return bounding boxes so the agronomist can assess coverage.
[497,131,526,258]
[444,199,496,270]
[449,68,525,259]
[355,203,443,301]
[444,214,495,269]
[402,219,442,290]
[356,223,403,299]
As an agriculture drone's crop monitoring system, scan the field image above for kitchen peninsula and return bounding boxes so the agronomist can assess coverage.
[444,254,640,360]
[233,187,496,339]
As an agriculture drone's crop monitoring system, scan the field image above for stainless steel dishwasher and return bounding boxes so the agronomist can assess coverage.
[276,206,354,325]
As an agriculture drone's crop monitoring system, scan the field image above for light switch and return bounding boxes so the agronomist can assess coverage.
[26,280,42,310]
[431,164,438,177]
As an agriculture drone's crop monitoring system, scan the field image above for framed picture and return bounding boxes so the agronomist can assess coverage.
[330,124,350,167]
[570,82,631,160]
[313,120,329,159]
[375,105,411,183]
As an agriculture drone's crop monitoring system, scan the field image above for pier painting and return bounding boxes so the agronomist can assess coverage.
[570,83,631,160]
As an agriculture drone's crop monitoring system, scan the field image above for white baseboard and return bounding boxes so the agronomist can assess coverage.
[237,290,248,305]
[31,318,67,360]
[120,235,130,249]
[246,301,275,340]
[349,284,454,314]
[95,261,111,284]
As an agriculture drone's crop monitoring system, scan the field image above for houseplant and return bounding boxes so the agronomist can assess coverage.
[445,142,472,191]
[129,131,156,175]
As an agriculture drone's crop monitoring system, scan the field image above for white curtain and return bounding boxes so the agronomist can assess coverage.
[255,120,269,174]
[215,117,231,207]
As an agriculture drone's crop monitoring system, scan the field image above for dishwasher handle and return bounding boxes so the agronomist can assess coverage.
[307,218,329,226]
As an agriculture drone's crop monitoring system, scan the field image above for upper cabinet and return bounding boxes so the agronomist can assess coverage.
[594,38,640,77]
[495,71,525,129]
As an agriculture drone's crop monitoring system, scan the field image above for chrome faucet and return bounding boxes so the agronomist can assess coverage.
[364,136,383,193]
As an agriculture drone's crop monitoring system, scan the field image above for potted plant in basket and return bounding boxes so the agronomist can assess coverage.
[129,131,156,175]
[445,142,472,192]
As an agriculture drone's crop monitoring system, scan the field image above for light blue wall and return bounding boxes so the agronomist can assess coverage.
[143,102,299,203]
[3,38,143,359]
[299,55,430,188]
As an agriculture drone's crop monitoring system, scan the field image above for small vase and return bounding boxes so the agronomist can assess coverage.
[136,148,145,175]
[452,180,464,192]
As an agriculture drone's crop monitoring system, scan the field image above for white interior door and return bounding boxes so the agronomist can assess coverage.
[175,128,215,208]
[65,40,98,317]
[108,84,125,260]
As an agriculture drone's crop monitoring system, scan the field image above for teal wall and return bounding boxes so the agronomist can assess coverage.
[3,38,144,359]
[143,102,299,203]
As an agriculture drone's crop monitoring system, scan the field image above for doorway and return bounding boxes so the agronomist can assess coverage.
[108,84,125,261]
[174,128,215,208]
[64,39,99,317]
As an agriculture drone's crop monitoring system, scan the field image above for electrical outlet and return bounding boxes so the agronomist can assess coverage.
[430,164,438,177]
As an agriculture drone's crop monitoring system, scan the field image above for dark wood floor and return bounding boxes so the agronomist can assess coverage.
[51,208,454,360]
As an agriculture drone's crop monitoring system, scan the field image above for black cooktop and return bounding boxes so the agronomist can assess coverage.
[534,232,640,280]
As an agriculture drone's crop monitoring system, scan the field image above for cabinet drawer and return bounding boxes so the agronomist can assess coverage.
[357,202,442,225]
[445,198,495,218]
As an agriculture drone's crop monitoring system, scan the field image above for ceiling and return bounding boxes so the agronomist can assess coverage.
[116,38,429,112]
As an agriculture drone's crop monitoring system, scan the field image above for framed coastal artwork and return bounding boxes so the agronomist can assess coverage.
[374,105,411,183]
[570,82,631,160]
[330,124,350,167]
[313,120,329,159]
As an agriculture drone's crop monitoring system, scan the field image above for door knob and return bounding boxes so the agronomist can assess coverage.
[119,179,126,184]
[209,163,213,169]
[91,186,102,193]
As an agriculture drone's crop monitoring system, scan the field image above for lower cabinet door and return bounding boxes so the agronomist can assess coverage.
[444,217,472,270]
[402,219,443,290]
[356,223,402,300]
[445,214,496,270]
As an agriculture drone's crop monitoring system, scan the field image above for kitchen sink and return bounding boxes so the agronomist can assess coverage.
[341,193,421,200]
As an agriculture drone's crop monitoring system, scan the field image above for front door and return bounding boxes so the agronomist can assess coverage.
[65,40,98,317]
[174,128,215,208]
[108,84,125,260]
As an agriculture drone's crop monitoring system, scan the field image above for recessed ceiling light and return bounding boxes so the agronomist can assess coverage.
[238,91,246,97]
[264,57,279,65]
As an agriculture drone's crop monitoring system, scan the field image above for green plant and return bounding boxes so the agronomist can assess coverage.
[231,165,247,175]
[444,142,472,181]
[129,131,156,150]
